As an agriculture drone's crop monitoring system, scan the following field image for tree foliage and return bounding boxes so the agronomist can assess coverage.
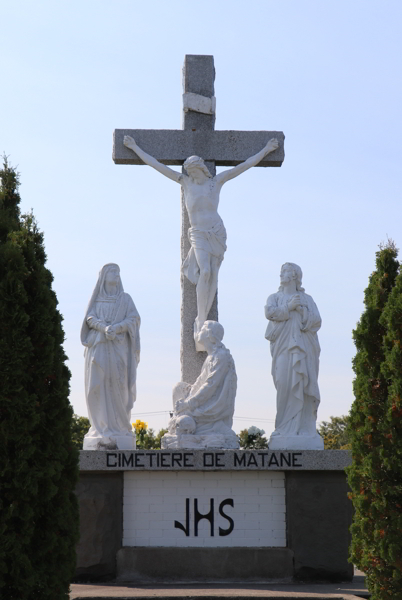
[71,414,90,450]
[347,241,402,599]
[73,416,168,450]
[238,426,268,449]
[132,419,168,449]
[318,415,350,449]
[0,158,79,599]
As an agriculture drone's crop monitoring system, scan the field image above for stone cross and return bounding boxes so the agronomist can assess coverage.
[113,55,284,384]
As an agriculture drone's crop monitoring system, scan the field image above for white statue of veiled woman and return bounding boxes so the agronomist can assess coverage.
[81,263,140,450]
[265,263,324,450]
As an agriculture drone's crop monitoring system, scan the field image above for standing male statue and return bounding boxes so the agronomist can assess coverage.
[265,263,324,450]
[124,135,278,348]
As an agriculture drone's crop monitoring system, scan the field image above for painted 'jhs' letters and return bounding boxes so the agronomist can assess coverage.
[175,498,234,537]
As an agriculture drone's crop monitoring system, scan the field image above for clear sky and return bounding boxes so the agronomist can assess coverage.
[2,1,401,435]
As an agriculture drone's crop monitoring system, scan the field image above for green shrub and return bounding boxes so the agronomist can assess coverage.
[238,426,268,449]
[71,414,90,450]
[133,420,168,449]
[347,241,402,599]
[0,158,79,599]
[318,415,350,449]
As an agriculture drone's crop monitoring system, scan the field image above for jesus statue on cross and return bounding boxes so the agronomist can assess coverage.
[124,134,279,348]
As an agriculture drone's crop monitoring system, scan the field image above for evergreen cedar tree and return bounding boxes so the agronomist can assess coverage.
[347,241,402,600]
[0,159,79,600]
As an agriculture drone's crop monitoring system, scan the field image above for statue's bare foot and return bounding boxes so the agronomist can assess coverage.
[194,316,204,333]
[194,318,205,352]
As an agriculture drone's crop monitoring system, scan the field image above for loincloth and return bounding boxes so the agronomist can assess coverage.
[182,220,227,285]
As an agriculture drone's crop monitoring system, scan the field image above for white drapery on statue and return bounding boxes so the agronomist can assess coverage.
[81,264,140,448]
[182,217,227,286]
[265,290,321,437]
[162,320,239,449]
[265,262,324,451]
[180,344,237,434]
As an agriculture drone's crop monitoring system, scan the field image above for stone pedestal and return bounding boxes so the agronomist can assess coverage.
[117,547,294,582]
[268,433,324,450]
[83,433,136,451]
[161,431,239,449]
[75,449,352,583]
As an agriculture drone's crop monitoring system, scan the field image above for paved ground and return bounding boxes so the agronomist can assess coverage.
[70,571,368,600]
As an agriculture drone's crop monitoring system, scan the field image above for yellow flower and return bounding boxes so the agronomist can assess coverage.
[132,419,147,433]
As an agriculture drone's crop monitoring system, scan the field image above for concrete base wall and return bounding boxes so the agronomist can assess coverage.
[123,470,286,548]
[286,471,353,581]
[75,472,123,580]
[75,456,353,582]
[116,547,294,582]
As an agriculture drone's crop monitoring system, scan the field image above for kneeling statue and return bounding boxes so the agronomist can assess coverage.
[162,321,239,449]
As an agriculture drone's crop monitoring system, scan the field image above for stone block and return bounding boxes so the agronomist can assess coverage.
[286,470,353,582]
[182,54,215,131]
[79,448,352,471]
[183,55,215,98]
[113,129,285,167]
[83,434,135,451]
[74,472,123,581]
[74,461,354,583]
[122,471,286,548]
[116,547,294,582]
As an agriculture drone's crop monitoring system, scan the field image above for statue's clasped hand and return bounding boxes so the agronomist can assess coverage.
[288,294,301,312]
[293,302,308,329]
[105,325,116,340]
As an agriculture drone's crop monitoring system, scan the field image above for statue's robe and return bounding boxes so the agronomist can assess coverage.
[265,291,321,437]
[185,345,237,435]
[81,289,140,439]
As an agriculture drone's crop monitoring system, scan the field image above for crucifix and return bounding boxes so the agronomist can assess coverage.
[113,55,285,385]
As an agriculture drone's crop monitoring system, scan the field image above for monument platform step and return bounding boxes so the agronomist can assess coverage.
[70,574,368,600]
[79,449,351,472]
